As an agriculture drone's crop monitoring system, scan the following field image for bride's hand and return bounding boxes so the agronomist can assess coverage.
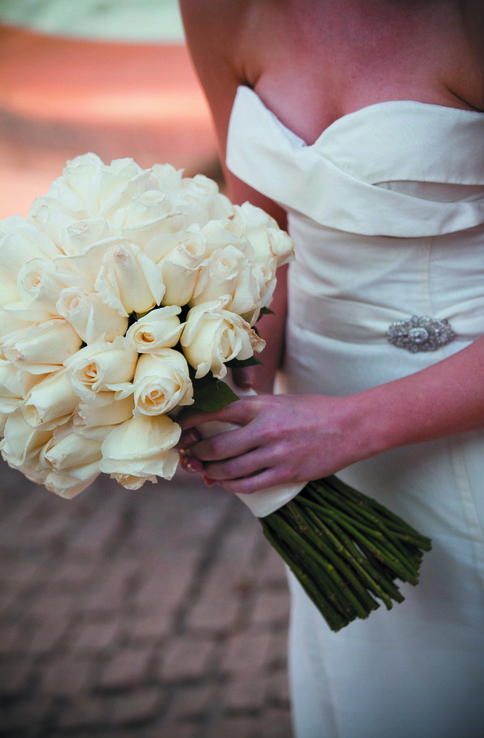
[176,393,368,494]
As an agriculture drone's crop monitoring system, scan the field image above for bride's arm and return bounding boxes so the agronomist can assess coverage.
[178,335,484,493]
[181,0,288,392]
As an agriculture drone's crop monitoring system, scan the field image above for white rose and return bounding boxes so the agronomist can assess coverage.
[39,421,107,498]
[202,217,247,255]
[52,237,121,293]
[100,413,181,488]
[190,244,267,319]
[64,335,138,401]
[0,270,19,306]
[181,298,266,379]
[149,162,184,193]
[43,465,101,499]
[132,350,193,416]
[144,228,206,306]
[58,217,113,255]
[39,153,148,219]
[16,257,69,316]
[0,308,35,343]
[22,368,79,429]
[73,391,135,430]
[56,287,128,343]
[0,215,61,279]
[232,202,294,267]
[181,173,234,221]
[3,318,83,374]
[125,306,183,352]
[0,359,41,414]
[0,409,52,484]
[95,240,165,316]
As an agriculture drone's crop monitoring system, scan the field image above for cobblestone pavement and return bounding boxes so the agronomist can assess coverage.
[0,462,292,737]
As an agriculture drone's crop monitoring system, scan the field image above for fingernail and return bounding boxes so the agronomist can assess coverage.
[186,458,203,473]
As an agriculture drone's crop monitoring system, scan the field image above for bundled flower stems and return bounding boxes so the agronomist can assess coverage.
[260,475,432,631]
[0,154,431,633]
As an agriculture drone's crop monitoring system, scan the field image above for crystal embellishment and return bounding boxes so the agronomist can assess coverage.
[386,315,456,353]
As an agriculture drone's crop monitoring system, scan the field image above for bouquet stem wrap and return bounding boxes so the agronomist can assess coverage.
[200,382,432,633]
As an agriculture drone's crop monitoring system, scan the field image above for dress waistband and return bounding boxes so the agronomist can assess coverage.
[289,290,484,345]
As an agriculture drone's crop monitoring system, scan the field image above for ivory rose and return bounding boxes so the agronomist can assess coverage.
[0,215,61,278]
[73,391,135,430]
[95,240,165,316]
[22,368,79,429]
[0,409,52,485]
[125,305,183,352]
[100,413,181,489]
[64,336,138,401]
[17,257,69,316]
[144,226,207,306]
[181,298,266,379]
[56,287,128,344]
[3,319,83,374]
[0,359,41,414]
[190,244,271,320]
[232,202,294,267]
[39,422,107,498]
[132,350,193,416]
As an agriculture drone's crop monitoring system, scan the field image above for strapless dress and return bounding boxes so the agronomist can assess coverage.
[227,85,484,738]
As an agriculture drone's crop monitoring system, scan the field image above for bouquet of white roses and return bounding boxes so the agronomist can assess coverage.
[0,154,431,632]
[0,153,291,496]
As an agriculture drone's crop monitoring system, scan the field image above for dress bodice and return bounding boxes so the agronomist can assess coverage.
[226,86,484,348]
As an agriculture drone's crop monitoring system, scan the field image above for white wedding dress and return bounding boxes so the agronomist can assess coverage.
[226,86,484,738]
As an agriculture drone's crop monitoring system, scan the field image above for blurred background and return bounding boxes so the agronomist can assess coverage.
[0,2,292,736]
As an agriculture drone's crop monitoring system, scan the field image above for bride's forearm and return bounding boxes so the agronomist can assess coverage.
[351,336,484,459]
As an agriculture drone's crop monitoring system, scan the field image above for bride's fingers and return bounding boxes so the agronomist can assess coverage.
[177,397,261,435]
[215,465,293,495]
[200,446,279,481]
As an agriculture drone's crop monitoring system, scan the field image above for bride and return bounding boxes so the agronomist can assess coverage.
[177,2,484,736]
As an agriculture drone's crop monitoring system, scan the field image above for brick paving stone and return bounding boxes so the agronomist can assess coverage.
[128,612,173,643]
[39,656,91,696]
[0,622,29,655]
[254,708,294,738]
[186,563,246,633]
[224,675,269,712]
[203,715,260,738]
[28,593,75,621]
[265,631,289,672]
[134,554,199,612]
[251,589,291,628]
[266,671,291,708]
[158,636,217,682]
[67,489,127,558]
[168,684,214,721]
[0,696,53,735]
[96,645,153,691]
[54,696,108,730]
[42,561,97,592]
[220,631,274,675]
[254,547,288,588]
[0,657,34,696]
[108,686,162,726]
[147,724,197,738]
[28,619,70,654]
[70,619,122,652]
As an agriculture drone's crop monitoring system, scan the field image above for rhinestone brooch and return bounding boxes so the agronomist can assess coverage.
[386,315,456,353]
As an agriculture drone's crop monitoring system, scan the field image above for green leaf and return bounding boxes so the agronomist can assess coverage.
[257,307,274,319]
[226,356,262,369]
[191,374,240,412]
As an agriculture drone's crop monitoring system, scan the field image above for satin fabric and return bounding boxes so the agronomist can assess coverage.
[227,85,484,738]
